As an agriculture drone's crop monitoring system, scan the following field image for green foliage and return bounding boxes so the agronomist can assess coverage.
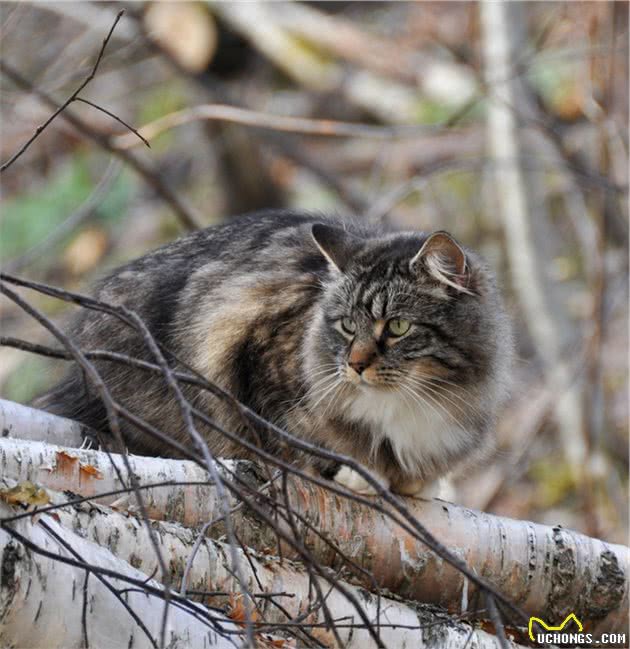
[0,155,134,267]
[529,456,576,508]
[1,157,92,261]
[3,356,53,404]
[97,167,134,227]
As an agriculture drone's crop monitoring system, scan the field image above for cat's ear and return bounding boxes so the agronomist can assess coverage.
[410,231,471,293]
[311,223,361,272]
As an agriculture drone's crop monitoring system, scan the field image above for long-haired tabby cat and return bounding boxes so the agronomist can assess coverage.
[42,210,513,497]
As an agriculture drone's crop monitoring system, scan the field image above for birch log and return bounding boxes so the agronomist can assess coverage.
[0,398,85,447]
[0,502,241,649]
[1,431,627,638]
[9,488,527,649]
[0,435,225,525]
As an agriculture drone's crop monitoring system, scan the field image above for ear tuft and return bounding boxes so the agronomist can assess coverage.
[410,231,471,293]
[311,223,361,272]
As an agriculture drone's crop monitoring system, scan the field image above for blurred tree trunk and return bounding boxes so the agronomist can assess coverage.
[479,0,587,478]
[211,122,287,215]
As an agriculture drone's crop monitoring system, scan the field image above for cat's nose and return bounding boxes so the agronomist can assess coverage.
[348,359,369,375]
[348,343,376,376]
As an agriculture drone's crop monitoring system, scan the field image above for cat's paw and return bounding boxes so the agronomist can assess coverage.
[395,477,455,500]
[334,465,389,496]
[413,481,441,499]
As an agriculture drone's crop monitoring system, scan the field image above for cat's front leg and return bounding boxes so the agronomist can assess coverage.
[334,465,390,496]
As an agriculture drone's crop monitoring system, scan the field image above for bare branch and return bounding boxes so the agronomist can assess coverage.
[111,103,443,151]
[0,61,203,230]
[0,11,124,173]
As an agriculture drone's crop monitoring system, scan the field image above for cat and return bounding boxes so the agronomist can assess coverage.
[41,210,514,496]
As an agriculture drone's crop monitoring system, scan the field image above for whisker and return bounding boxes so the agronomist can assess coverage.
[412,371,480,401]
[381,367,480,422]
[281,369,338,414]
[404,381,469,432]
[399,381,447,430]
[404,375,475,420]
[406,373,481,421]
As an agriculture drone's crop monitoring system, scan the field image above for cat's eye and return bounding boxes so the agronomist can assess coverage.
[387,319,411,337]
[339,317,356,336]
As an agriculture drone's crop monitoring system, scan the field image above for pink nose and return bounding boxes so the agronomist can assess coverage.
[348,342,376,375]
[348,359,369,375]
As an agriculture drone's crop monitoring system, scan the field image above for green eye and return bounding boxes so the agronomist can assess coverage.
[340,317,356,336]
[387,319,411,337]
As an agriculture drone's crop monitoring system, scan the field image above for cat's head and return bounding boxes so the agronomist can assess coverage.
[303,223,513,428]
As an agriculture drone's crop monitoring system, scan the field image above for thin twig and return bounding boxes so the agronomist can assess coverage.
[0,61,203,230]
[111,103,445,150]
[0,11,124,172]
[75,98,150,148]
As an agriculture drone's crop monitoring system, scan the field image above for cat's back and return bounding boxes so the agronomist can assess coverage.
[98,210,325,291]
[87,210,334,337]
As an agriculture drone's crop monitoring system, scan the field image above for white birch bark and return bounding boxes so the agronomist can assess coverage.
[0,502,240,649]
[0,398,85,447]
[1,432,627,638]
[12,489,526,649]
[0,434,228,526]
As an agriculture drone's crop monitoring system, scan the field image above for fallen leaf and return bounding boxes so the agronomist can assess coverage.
[227,594,259,626]
[144,2,217,73]
[0,481,51,507]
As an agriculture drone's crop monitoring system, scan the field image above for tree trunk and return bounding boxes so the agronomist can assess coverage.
[2,486,525,649]
[1,411,627,639]
[0,502,240,649]
[479,0,587,473]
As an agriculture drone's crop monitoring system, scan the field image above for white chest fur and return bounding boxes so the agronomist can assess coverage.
[342,387,467,476]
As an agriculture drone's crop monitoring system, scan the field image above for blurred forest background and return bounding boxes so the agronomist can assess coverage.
[0,1,627,544]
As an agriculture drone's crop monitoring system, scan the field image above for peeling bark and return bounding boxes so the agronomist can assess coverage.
[0,435,221,525]
[240,473,629,640]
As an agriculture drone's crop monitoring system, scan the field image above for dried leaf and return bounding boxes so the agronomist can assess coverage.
[0,481,51,507]
[144,2,217,73]
[63,227,109,275]
[227,594,259,626]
